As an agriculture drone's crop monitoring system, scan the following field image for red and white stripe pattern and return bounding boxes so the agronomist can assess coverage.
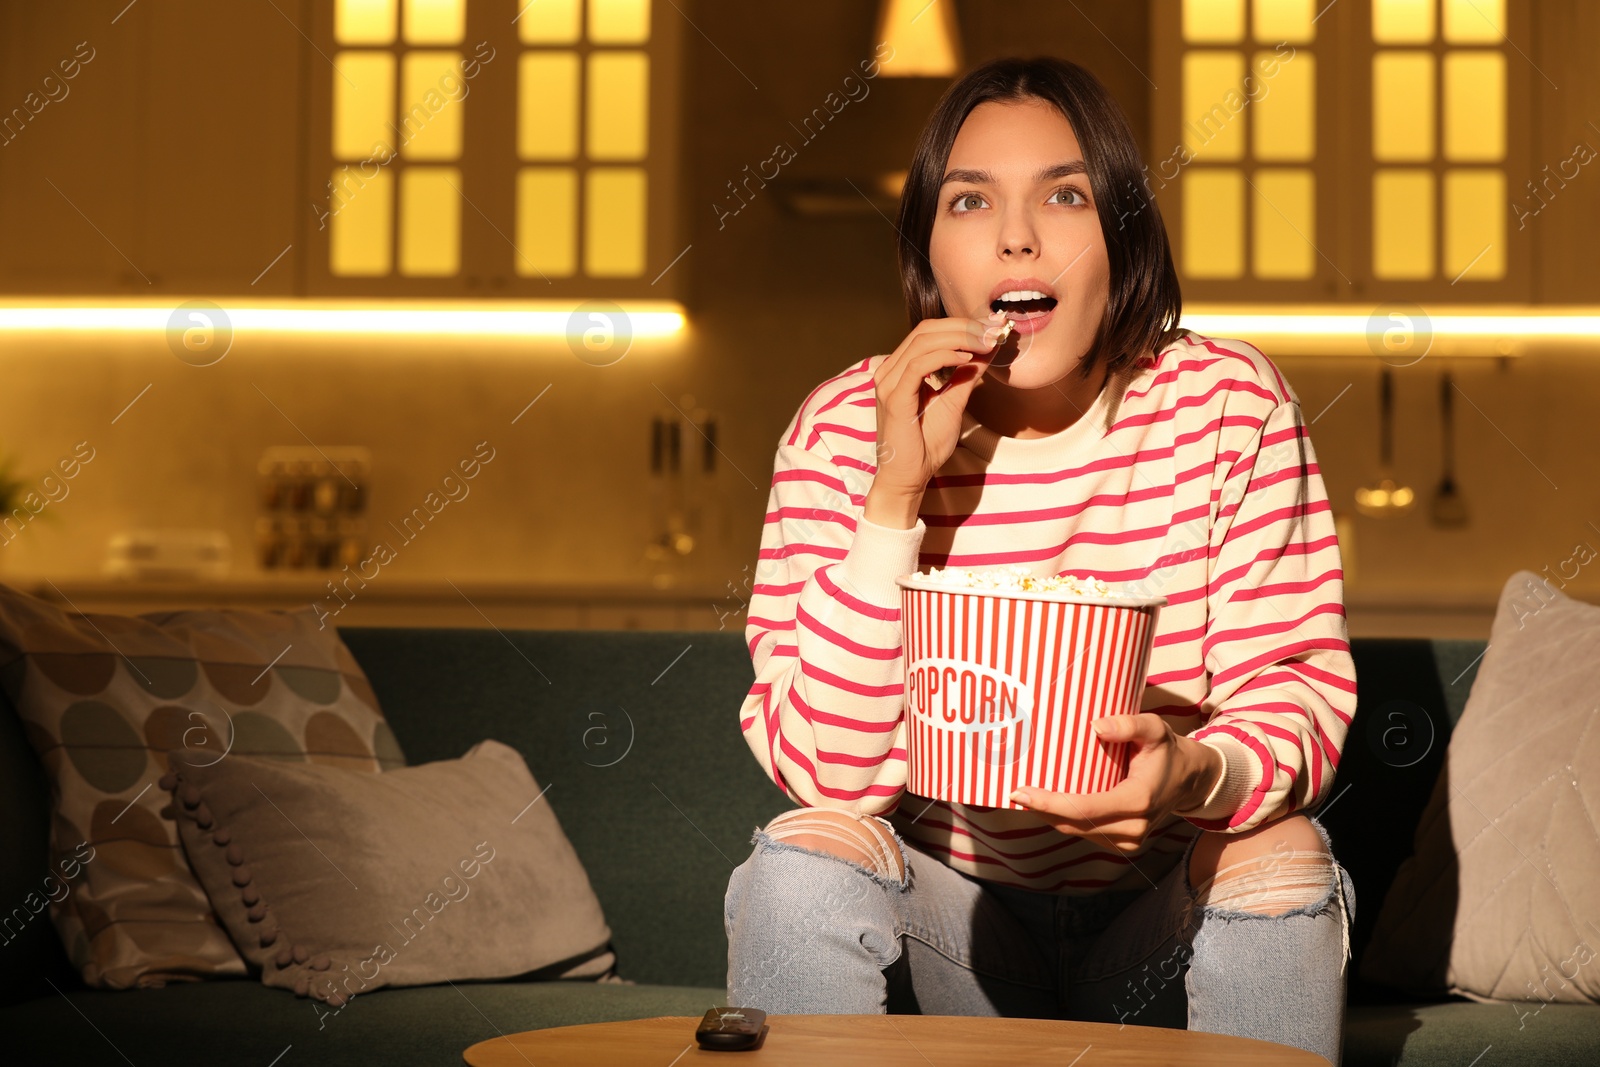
[738,332,1357,895]
[899,583,1161,807]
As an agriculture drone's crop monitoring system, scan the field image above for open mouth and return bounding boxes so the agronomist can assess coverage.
[989,294,1058,320]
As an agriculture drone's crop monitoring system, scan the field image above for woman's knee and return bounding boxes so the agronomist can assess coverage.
[725,808,909,973]
[750,806,909,889]
[1186,813,1340,917]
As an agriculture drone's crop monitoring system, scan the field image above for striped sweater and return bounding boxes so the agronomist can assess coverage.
[739,330,1356,896]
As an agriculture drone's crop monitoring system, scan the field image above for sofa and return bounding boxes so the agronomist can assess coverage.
[2,627,1596,1065]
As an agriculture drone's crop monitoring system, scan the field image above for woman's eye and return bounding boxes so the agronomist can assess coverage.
[1049,185,1087,206]
[950,192,986,213]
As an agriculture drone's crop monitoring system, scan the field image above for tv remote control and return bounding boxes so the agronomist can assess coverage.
[694,1006,768,1051]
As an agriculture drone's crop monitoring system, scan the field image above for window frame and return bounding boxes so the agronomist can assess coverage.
[304,0,685,300]
[1150,0,1531,304]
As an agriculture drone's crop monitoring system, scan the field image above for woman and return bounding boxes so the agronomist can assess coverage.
[726,56,1357,1066]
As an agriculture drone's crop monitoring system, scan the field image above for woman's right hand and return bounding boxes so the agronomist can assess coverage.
[866,312,1009,528]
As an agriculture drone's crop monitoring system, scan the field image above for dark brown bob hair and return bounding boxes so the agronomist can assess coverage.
[895,56,1184,381]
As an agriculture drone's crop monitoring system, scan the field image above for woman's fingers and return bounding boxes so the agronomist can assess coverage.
[1012,783,1143,825]
[885,329,1005,402]
[922,336,1006,395]
[897,351,977,407]
[881,334,982,398]
[876,319,980,378]
[871,315,1007,496]
[877,319,991,395]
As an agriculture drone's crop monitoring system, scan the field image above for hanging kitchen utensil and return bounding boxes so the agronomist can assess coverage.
[1430,370,1470,527]
[1355,367,1415,517]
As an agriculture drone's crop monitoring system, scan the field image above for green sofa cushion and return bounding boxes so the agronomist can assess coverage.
[1317,639,1486,1006]
[5,980,1596,1066]
[0,976,723,1065]
[1345,1002,1600,1066]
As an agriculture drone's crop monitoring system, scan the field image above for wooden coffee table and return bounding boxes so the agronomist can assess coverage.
[462,1013,1331,1065]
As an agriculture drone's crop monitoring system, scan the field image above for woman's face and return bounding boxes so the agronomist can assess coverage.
[928,97,1111,391]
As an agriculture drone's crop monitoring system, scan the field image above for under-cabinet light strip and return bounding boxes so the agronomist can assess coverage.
[1,302,1597,349]
[0,301,687,338]
[1182,311,1600,338]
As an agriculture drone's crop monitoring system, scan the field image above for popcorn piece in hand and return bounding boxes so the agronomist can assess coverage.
[924,318,1014,392]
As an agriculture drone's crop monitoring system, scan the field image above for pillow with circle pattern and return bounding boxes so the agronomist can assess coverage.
[0,583,405,989]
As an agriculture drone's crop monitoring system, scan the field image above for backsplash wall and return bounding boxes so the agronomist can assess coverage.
[2,317,1598,616]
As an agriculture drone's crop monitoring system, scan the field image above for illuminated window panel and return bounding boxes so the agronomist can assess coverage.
[332,52,395,161]
[1444,169,1504,279]
[330,167,394,276]
[1183,52,1247,162]
[584,167,647,277]
[398,167,461,276]
[1373,0,1435,43]
[1182,0,1244,42]
[1252,51,1314,161]
[586,52,649,161]
[336,0,397,45]
[1443,52,1504,161]
[589,0,652,44]
[1252,169,1316,278]
[1373,169,1435,278]
[515,167,578,277]
[519,53,580,160]
[1443,0,1504,42]
[397,51,465,161]
[403,0,464,44]
[1253,0,1316,42]
[517,0,581,43]
[1182,168,1245,278]
[1372,52,1435,162]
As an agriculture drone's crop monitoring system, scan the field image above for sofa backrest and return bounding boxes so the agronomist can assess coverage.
[0,630,1487,1004]
[340,628,1490,996]
[0,686,83,1006]
[1319,638,1484,1003]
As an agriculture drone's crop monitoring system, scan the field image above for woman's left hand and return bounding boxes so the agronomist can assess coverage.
[1008,714,1223,852]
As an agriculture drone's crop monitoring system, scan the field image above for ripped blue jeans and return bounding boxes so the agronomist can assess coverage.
[724,807,1355,1067]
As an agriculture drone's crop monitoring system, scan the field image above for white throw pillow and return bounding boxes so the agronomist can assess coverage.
[1359,569,1600,1005]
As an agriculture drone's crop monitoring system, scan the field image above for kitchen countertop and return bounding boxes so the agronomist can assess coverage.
[7,573,747,632]
[0,571,1543,639]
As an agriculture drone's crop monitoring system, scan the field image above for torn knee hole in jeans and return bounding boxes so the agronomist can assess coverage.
[755,811,908,889]
[1188,851,1353,968]
[1192,852,1339,918]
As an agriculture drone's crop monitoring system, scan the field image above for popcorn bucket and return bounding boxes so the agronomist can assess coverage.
[895,572,1166,809]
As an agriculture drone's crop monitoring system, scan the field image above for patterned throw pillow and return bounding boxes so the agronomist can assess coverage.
[0,584,405,989]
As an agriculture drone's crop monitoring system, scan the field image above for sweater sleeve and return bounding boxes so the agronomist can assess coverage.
[738,434,922,815]
[1172,399,1357,832]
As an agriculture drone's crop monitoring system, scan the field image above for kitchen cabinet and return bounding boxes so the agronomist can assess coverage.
[303,0,686,303]
[0,0,304,295]
[1149,0,1535,304]
[0,0,684,301]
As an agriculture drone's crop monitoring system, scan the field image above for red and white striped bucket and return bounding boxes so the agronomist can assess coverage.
[895,574,1165,809]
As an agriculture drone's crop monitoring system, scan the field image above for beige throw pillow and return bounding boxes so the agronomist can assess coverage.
[1359,569,1600,1004]
[162,737,618,1012]
[0,584,405,989]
